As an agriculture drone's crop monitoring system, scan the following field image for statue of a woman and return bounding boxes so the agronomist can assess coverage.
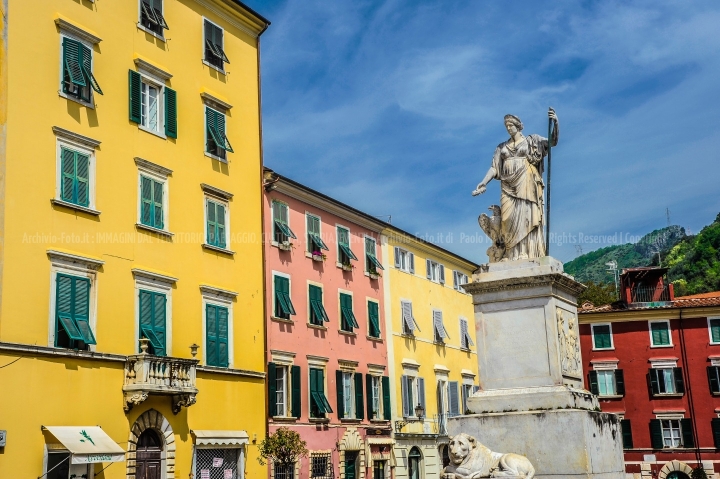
[473,109,559,262]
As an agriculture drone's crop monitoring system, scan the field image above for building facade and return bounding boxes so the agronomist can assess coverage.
[263,169,393,479]
[579,268,720,479]
[381,229,479,479]
[0,1,269,478]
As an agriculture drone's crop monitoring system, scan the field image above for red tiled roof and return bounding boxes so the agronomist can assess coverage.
[580,292,720,314]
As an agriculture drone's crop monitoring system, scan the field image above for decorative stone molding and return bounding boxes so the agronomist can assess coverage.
[134,57,173,81]
[338,359,359,372]
[658,460,692,479]
[123,353,198,414]
[47,249,104,271]
[557,308,582,378]
[465,272,586,297]
[339,428,365,479]
[55,17,102,44]
[200,91,233,111]
[460,369,476,378]
[52,126,101,149]
[367,363,386,376]
[201,183,234,200]
[307,355,330,367]
[132,268,178,285]
[271,350,297,366]
[127,409,175,479]
[199,284,238,300]
[135,157,173,177]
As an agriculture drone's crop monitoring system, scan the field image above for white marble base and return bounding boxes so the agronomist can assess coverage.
[448,409,625,479]
[467,385,599,414]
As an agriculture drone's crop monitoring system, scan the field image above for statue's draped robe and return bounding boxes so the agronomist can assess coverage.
[490,134,548,261]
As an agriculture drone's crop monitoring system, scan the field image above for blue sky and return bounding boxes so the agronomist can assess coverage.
[245,0,720,264]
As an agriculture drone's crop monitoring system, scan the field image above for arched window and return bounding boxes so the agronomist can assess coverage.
[667,473,690,479]
[408,447,422,479]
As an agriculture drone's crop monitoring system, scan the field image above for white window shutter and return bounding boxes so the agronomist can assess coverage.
[409,253,415,274]
[439,264,446,284]
[426,259,432,279]
[452,270,458,290]
[394,247,401,268]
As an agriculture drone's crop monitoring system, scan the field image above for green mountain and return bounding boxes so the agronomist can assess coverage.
[565,213,720,297]
[564,225,686,284]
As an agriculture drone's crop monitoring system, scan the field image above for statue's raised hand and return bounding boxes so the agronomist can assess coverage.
[472,185,487,196]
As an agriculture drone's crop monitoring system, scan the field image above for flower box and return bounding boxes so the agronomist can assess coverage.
[341,264,354,272]
[369,272,381,280]
[312,253,324,262]
[278,242,293,251]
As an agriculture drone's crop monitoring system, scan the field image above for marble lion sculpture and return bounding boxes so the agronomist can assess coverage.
[442,433,535,479]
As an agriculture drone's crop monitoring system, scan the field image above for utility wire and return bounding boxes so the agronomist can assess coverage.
[0,356,22,368]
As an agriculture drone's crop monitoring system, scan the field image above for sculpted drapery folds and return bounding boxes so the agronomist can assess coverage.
[474,110,559,262]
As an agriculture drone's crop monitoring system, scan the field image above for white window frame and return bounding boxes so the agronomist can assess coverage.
[342,371,355,419]
[364,235,378,274]
[367,297,381,339]
[200,288,235,368]
[395,247,412,273]
[137,0,167,41]
[204,195,231,250]
[595,370,617,396]
[370,375,382,420]
[307,280,326,328]
[58,33,95,108]
[276,364,289,417]
[47,254,100,351]
[44,447,91,479]
[591,322,615,351]
[134,272,174,357]
[427,259,444,284]
[204,105,229,162]
[338,289,354,333]
[453,270,469,291]
[655,414,685,449]
[272,271,293,322]
[136,165,170,233]
[708,316,720,345]
[270,200,292,247]
[336,224,352,268]
[202,16,226,73]
[55,137,98,212]
[138,73,166,138]
[305,211,323,254]
[649,320,673,348]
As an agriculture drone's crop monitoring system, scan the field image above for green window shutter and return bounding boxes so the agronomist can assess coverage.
[366,374,373,420]
[214,25,229,63]
[588,371,599,395]
[139,290,166,356]
[206,304,218,366]
[291,365,301,418]
[165,87,177,138]
[63,38,86,89]
[216,203,226,248]
[621,419,633,449]
[712,418,720,449]
[80,44,102,94]
[593,325,611,349]
[382,376,391,420]
[708,366,720,394]
[681,418,695,448]
[206,201,226,248]
[141,176,153,226]
[217,306,229,367]
[75,153,90,207]
[354,372,364,420]
[216,112,233,153]
[711,319,720,343]
[206,107,221,151]
[274,276,295,317]
[309,285,327,325]
[674,367,685,394]
[649,368,660,396]
[336,370,344,418]
[60,148,76,203]
[153,180,163,229]
[268,362,277,417]
[651,322,670,345]
[55,274,87,344]
[129,70,142,123]
[152,292,166,356]
[72,277,95,345]
[207,200,216,245]
[650,419,664,449]
[615,369,625,396]
[368,301,380,337]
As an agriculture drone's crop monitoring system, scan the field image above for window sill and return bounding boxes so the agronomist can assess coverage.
[338,331,357,337]
[205,151,228,163]
[592,347,615,351]
[202,243,235,255]
[135,223,173,237]
[340,418,362,424]
[271,316,294,324]
[337,263,355,272]
[367,336,383,342]
[598,395,624,399]
[365,272,381,280]
[136,23,166,41]
[370,419,390,424]
[309,417,330,424]
[138,124,167,140]
[51,199,101,216]
[271,242,293,252]
[308,323,327,330]
[272,416,298,422]
[650,344,674,348]
[652,393,684,398]
[58,91,95,109]
[202,59,226,75]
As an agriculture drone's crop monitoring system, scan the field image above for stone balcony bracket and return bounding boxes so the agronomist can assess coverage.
[123,352,199,414]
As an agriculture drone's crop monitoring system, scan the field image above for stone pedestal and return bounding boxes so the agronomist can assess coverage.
[449,257,624,479]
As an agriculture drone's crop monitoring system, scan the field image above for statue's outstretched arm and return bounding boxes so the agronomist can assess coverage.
[472,166,496,196]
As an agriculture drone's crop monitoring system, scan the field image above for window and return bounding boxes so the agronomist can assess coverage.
[460,318,474,350]
[309,285,330,326]
[139,290,166,356]
[206,107,233,160]
[204,19,230,71]
[274,275,296,320]
[61,36,102,103]
[453,270,469,291]
[140,175,165,229]
[141,80,162,132]
[597,370,616,395]
[368,301,381,338]
[365,237,384,275]
[196,449,241,479]
[206,199,228,248]
[650,418,694,449]
[401,300,421,335]
[588,369,625,397]
[310,453,332,479]
[433,310,449,343]
[426,259,445,284]
[373,461,386,479]
[128,70,177,138]
[436,380,447,433]
[55,274,95,350]
[401,375,425,418]
[339,371,356,419]
[708,366,720,394]
[393,247,415,273]
[206,303,229,367]
[307,214,328,254]
[140,0,169,36]
[709,318,720,344]
[461,384,473,414]
[621,419,633,449]
[309,368,333,418]
[337,226,357,266]
[448,381,460,417]
[650,320,672,346]
[274,462,295,479]
[369,375,381,420]
[269,363,301,418]
[408,447,422,479]
[340,293,359,333]
[591,323,613,350]
[649,367,684,395]
[273,202,296,244]
[46,451,90,479]
[59,146,91,207]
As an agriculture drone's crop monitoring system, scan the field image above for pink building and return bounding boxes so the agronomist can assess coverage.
[263,169,393,479]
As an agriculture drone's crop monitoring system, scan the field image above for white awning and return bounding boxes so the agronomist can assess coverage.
[192,430,249,447]
[44,426,125,464]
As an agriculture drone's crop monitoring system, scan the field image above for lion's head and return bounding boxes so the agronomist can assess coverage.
[448,433,477,465]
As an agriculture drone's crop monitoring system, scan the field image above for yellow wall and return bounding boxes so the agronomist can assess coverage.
[0,0,267,477]
[381,230,478,425]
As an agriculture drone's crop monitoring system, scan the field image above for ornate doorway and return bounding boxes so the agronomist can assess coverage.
[135,429,162,479]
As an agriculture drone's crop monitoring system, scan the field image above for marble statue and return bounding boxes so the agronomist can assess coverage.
[473,109,559,262]
[442,433,535,479]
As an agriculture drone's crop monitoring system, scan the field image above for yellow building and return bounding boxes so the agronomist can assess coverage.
[380,229,479,479]
[0,1,269,478]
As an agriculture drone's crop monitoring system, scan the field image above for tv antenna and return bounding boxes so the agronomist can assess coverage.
[606,260,619,300]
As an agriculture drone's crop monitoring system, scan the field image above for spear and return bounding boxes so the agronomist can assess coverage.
[545,107,553,256]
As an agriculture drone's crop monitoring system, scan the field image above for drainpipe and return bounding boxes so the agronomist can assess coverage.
[678,309,702,467]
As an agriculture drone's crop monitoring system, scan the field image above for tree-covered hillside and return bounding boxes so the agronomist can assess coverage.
[664,214,720,296]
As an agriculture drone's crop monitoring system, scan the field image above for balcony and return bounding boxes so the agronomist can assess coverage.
[629,285,673,308]
[394,413,457,437]
[123,345,199,414]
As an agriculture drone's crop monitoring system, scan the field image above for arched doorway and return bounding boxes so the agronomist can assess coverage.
[128,409,175,479]
[408,447,422,479]
[136,429,162,479]
[667,472,690,479]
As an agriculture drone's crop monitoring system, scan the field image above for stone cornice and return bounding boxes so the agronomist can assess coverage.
[55,17,102,44]
[47,249,104,270]
[194,0,269,38]
[134,57,173,81]
[52,126,101,149]
[463,272,585,297]
[132,268,178,284]
[200,91,233,111]
[201,183,234,200]
[0,341,125,363]
[135,157,173,177]
[578,305,720,323]
[200,284,238,299]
